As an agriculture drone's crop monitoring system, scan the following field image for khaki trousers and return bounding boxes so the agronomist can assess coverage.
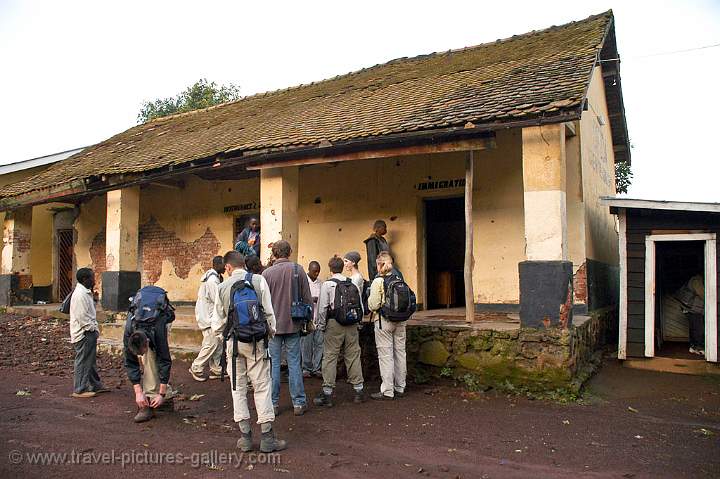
[191,327,222,375]
[374,318,407,397]
[140,348,175,399]
[322,319,364,389]
[225,339,275,424]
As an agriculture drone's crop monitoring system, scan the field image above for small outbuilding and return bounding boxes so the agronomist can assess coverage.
[604,197,720,365]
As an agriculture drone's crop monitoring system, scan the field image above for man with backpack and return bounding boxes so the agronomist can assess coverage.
[212,250,287,453]
[261,240,312,416]
[123,285,175,423]
[190,256,225,382]
[368,251,416,400]
[313,256,365,407]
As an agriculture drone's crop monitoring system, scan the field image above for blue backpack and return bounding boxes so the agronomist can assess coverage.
[228,273,268,343]
[223,273,268,390]
[128,285,174,329]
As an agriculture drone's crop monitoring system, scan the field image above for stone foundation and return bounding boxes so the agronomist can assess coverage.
[408,308,614,396]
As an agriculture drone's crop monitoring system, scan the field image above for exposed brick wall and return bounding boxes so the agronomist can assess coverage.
[573,262,587,304]
[89,228,107,288]
[139,217,221,284]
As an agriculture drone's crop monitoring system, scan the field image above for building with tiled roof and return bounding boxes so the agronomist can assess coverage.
[1,10,627,374]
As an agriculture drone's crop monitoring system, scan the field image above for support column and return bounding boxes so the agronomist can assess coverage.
[102,187,141,311]
[519,124,573,328]
[260,167,299,263]
[0,207,33,305]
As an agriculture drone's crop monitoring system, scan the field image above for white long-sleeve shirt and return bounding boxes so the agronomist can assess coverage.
[308,274,322,321]
[195,269,222,329]
[69,282,98,343]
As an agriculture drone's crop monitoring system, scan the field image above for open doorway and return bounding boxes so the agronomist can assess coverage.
[655,240,705,359]
[56,229,74,301]
[647,234,717,362]
[425,197,465,309]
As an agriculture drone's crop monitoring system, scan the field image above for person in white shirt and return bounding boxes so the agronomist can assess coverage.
[301,261,323,378]
[189,256,226,382]
[69,268,107,398]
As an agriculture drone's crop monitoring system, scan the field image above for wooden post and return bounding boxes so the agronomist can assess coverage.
[464,150,475,323]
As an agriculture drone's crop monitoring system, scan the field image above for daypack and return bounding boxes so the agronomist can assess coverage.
[222,273,269,390]
[128,285,174,332]
[59,292,72,314]
[291,263,313,326]
[228,273,267,343]
[328,278,363,326]
[380,274,416,323]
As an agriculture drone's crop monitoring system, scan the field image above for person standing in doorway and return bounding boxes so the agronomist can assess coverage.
[70,268,108,398]
[368,252,407,400]
[364,220,403,280]
[262,240,312,416]
[190,256,225,382]
[237,218,261,257]
[302,261,323,378]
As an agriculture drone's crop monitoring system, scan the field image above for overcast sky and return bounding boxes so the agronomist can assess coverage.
[1,0,718,201]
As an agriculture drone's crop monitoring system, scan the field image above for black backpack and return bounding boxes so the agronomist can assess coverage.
[380,274,416,322]
[328,279,363,326]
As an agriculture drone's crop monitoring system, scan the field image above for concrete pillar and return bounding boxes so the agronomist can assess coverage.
[519,124,573,328]
[0,207,33,305]
[260,167,299,262]
[101,187,141,311]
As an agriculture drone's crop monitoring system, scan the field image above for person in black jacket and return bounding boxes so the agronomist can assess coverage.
[123,308,175,423]
[364,220,403,281]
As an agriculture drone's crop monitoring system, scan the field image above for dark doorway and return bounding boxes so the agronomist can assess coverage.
[425,197,465,309]
[655,240,705,359]
[56,229,74,301]
[233,214,259,244]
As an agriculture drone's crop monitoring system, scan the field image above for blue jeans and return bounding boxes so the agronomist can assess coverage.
[269,333,306,407]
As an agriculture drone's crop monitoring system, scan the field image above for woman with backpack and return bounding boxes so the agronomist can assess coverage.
[368,251,413,400]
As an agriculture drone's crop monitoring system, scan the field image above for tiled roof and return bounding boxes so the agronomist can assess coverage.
[2,11,615,202]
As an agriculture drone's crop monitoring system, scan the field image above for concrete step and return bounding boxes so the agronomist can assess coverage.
[98,320,204,350]
[623,357,720,376]
[98,338,198,361]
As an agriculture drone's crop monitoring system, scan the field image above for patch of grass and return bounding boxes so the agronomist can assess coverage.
[440,367,454,378]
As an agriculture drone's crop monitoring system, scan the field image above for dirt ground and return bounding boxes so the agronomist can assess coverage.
[0,314,718,478]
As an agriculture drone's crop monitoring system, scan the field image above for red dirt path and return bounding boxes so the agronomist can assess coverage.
[0,314,719,478]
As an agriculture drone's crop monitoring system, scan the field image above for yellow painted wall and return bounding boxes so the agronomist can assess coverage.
[139,175,259,301]
[75,194,107,282]
[566,123,587,269]
[296,129,526,305]
[580,66,619,265]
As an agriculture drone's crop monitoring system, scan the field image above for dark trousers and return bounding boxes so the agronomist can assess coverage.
[688,313,705,349]
[73,330,104,393]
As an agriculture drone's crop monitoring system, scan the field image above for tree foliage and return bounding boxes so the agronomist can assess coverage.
[615,161,633,194]
[137,79,241,123]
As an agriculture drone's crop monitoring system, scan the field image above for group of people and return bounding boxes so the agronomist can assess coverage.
[68,219,413,453]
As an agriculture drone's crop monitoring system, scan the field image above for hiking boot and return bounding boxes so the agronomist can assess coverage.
[208,371,223,380]
[134,407,155,423]
[394,390,406,398]
[302,370,311,378]
[293,404,308,416]
[273,405,280,416]
[236,431,253,452]
[260,428,288,453]
[71,391,97,398]
[370,392,394,401]
[353,390,366,404]
[189,368,207,382]
[313,392,333,408]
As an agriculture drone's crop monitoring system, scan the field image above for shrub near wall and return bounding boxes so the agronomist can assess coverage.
[407,308,614,398]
